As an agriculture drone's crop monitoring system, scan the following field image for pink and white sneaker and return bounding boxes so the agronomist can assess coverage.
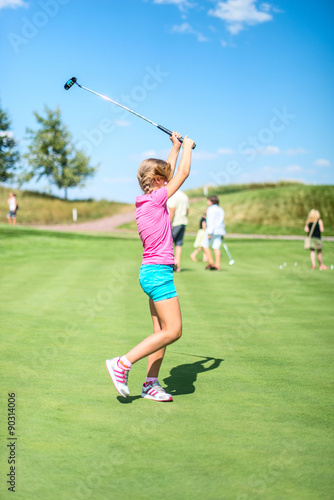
[141,381,173,402]
[106,357,130,398]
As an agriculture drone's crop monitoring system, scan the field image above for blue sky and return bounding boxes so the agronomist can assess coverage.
[0,0,333,202]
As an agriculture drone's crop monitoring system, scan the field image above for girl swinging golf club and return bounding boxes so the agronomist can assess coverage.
[106,132,195,401]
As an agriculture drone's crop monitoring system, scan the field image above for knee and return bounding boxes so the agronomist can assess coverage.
[170,326,182,343]
[175,327,182,341]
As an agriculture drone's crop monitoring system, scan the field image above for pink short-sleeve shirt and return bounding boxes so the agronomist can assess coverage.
[136,187,175,265]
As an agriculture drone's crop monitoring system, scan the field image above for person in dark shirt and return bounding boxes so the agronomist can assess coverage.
[304,209,328,270]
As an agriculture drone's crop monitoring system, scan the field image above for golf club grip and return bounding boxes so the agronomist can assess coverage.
[157,125,196,149]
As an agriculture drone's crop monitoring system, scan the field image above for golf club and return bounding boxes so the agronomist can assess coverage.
[64,77,196,148]
[223,242,235,265]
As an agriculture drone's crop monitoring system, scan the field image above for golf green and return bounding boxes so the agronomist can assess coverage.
[0,227,333,499]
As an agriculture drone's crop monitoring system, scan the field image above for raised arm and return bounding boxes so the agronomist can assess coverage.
[166,132,182,179]
[166,136,195,198]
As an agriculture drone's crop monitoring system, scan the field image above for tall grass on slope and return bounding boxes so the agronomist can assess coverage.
[0,186,134,225]
[186,184,334,236]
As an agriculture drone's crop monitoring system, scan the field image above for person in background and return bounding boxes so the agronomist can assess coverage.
[7,192,17,225]
[190,209,207,262]
[202,195,226,271]
[304,209,328,270]
[167,189,189,272]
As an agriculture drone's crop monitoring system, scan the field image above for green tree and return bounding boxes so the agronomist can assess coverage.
[23,106,97,199]
[0,103,20,183]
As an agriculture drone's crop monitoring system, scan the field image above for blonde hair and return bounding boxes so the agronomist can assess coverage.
[306,209,320,223]
[137,158,172,194]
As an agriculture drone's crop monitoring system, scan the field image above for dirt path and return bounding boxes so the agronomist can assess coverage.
[36,212,334,241]
[38,210,334,241]
[37,210,137,232]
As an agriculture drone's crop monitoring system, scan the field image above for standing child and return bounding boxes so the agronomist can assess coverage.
[202,195,226,271]
[190,209,207,262]
[106,132,195,401]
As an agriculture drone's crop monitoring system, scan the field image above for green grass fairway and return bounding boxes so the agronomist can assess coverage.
[1,227,333,500]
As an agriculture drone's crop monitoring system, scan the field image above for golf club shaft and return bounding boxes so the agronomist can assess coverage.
[77,82,158,127]
[223,243,233,261]
[65,78,195,147]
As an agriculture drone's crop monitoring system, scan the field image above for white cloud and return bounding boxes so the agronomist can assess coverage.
[209,0,273,35]
[192,148,236,161]
[0,0,27,9]
[260,2,271,12]
[0,131,14,138]
[153,0,194,11]
[314,158,331,167]
[260,165,304,174]
[285,165,302,173]
[256,145,280,155]
[242,146,310,157]
[142,149,160,157]
[171,23,208,42]
[192,150,218,161]
[114,119,131,127]
[130,149,171,162]
[285,147,308,156]
[260,166,280,174]
[218,148,235,155]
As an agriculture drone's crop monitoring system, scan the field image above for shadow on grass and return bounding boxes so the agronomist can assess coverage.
[117,395,142,404]
[117,355,223,404]
[163,356,223,396]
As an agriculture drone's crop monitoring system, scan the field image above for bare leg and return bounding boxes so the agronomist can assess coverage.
[318,250,328,270]
[174,245,182,271]
[125,296,182,364]
[7,217,11,225]
[190,247,201,262]
[213,249,221,270]
[13,218,16,225]
[203,247,214,267]
[310,250,316,268]
[146,299,166,378]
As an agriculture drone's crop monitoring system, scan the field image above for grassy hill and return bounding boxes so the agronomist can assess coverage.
[1,182,333,236]
[0,185,134,225]
[186,183,334,236]
[119,182,334,236]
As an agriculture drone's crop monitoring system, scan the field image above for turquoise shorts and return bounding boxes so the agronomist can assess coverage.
[139,264,177,302]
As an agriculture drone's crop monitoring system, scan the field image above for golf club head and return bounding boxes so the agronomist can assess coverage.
[229,260,235,265]
[64,77,77,90]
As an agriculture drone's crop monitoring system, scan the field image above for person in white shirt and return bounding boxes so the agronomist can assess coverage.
[167,190,189,272]
[202,195,226,270]
[7,192,17,225]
